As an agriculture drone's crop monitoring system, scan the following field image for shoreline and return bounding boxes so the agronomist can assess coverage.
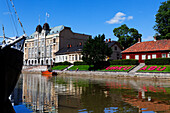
[22,70,170,79]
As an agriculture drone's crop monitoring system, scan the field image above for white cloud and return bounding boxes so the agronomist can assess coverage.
[106,12,133,24]
[144,36,153,41]
[127,16,133,20]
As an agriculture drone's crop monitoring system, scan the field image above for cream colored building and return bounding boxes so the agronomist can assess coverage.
[24,23,91,65]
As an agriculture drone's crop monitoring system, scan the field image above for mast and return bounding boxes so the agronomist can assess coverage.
[2,25,6,44]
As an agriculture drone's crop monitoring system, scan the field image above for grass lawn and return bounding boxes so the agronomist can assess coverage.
[68,65,91,71]
[52,65,69,70]
[100,65,135,72]
[137,65,170,72]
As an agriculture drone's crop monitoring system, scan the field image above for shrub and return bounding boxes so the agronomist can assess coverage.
[74,61,87,65]
[53,61,72,66]
[145,58,170,65]
[109,59,139,65]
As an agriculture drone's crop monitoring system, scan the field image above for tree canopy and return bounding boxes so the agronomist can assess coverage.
[82,34,112,69]
[113,24,142,50]
[154,0,170,39]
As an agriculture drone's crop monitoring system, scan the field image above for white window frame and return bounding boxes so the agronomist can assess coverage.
[142,55,146,60]
[168,53,170,58]
[148,55,151,59]
[152,54,156,59]
[126,55,130,59]
[135,55,139,60]
[162,54,166,58]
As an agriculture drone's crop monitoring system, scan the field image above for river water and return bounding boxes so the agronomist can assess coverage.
[11,74,170,113]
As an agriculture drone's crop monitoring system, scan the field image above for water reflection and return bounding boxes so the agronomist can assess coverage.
[12,74,170,113]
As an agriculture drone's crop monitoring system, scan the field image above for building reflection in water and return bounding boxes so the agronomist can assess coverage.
[22,74,58,112]
[11,74,170,113]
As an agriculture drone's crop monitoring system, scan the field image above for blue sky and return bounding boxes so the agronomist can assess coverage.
[0,0,166,42]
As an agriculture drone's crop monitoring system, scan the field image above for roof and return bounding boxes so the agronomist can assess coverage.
[106,41,116,48]
[122,39,170,53]
[55,45,83,55]
[106,41,123,50]
[27,25,64,39]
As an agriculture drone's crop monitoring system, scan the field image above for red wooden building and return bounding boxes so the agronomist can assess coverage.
[121,38,170,63]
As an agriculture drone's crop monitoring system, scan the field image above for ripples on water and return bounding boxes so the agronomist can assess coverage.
[11,74,170,113]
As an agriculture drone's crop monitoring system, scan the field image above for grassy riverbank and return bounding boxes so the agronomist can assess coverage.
[137,65,170,73]
[52,65,69,70]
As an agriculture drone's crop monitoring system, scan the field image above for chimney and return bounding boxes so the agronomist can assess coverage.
[109,38,111,42]
[154,36,156,41]
[106,39,108,42]
[138,38,141,43]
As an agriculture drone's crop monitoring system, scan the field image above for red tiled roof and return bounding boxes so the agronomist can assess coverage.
[122,39,170,53]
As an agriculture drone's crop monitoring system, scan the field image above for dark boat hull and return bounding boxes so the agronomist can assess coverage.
[0,47,23,113]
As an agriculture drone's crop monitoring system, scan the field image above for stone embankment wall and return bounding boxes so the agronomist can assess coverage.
[22,65,47,73]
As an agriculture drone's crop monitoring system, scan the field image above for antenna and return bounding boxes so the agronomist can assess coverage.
[10,0,26,35]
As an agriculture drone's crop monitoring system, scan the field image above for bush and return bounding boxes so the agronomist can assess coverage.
[145,58,170,65]
[53,61,72,66]
[109,59,139,65]
[74,61,87,65]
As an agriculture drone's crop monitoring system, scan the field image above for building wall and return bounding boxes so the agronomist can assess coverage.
[110,44,122,60]
[122,51,170,63]
[24,26,90,66]
[59,28,90,49]
[55,52,83,63]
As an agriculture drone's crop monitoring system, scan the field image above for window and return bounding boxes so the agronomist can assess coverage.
[117,54,119,59]
[162,54,166,58]
[142,55,146,60]
[75,55,77,60]
[65,56,67,61]
[25,43,27,47]
[152,54,156,59]
[126,55,130,59]
[135,55,139,60]
[168,53,170,58]
[115,46,117,50]
[148,55,151,59]
[53,38,56,43]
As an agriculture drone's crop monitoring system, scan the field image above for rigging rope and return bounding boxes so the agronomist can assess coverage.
[10,0,26,35]
[5,0,19,36]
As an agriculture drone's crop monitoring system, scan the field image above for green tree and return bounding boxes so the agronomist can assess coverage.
[154,0,170,39]
[113,24,142,50]
[82,34,112,70]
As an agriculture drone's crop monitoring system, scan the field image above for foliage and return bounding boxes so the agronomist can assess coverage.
[53,61,72,66]
[52,65,69,70]
[113,24,142,50]
[82,34,113,69]
[137,65,170,72]
[153,1,170,39]
[74,61,87,65]
[145,58,170,65]
[68,65,91,71]
[109,59,139,65]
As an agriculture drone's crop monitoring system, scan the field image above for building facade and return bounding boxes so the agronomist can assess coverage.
[54,39,122,63]
[105,39,122,60]
[24,23,91,65]
[55,44,83,63]
[122,38,170,63]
